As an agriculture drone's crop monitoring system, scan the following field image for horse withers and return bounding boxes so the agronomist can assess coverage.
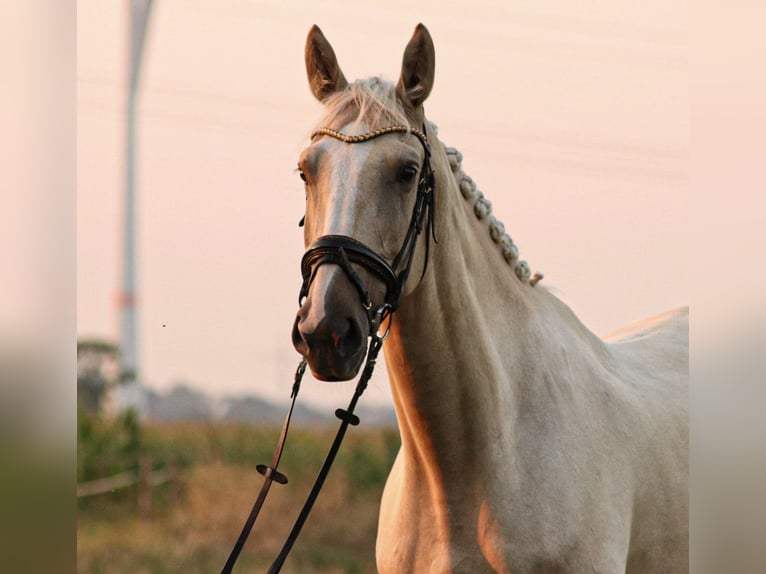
[292,23,688,574]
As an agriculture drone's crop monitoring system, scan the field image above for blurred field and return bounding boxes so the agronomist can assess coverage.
[77,414,400,573]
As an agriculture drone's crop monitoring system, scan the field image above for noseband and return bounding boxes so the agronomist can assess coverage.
[221,124,436,574]
[299,124,436,329]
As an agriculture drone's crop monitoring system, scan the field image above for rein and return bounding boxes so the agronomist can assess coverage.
[221,124,435,573]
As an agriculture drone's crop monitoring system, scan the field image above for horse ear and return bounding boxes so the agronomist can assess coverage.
[397,23,436,109]
[305,25,348,102]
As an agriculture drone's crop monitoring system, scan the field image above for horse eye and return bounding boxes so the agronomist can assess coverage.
[297,167,307,183]
[399,165,419,184]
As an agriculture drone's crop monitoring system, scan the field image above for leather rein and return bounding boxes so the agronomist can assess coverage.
[221,124,436,573]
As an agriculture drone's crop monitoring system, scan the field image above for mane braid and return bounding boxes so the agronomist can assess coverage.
[440,135,543,286]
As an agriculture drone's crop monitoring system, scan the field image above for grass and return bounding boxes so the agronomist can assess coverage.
[77,421,400,574]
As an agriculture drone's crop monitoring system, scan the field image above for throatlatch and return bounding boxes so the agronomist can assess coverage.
[221,124,435,574]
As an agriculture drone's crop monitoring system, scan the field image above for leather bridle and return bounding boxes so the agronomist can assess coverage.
[299,124,436,319]
[221,124,436,574]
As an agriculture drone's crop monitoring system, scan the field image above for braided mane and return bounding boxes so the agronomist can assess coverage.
[439,133,542,286]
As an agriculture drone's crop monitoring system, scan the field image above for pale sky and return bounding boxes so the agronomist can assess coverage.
[77,0,687,408]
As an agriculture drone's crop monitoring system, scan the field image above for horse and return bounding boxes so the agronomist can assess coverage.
[291,24,688,574]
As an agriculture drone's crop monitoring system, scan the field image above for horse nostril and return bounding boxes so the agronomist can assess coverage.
[292,314,310,355]
[337,318,364,358]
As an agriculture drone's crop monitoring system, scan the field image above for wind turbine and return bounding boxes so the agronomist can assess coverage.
[118,0,154,413]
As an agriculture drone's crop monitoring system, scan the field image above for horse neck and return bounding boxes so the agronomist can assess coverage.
[382,136,606,477]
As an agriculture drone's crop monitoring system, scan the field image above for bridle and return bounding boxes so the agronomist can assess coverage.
[300,124,436,318]
[221,124,436,573]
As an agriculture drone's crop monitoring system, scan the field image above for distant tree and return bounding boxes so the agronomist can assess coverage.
[77,339,121,415]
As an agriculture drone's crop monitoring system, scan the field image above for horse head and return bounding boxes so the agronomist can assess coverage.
[292,24,436,381]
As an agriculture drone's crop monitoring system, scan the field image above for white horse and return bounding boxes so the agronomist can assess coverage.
[292,24,688,573]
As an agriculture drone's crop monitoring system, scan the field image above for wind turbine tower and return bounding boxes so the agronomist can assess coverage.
[118,0,154,413]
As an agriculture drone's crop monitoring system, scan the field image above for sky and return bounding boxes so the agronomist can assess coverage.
[77,0,687,408]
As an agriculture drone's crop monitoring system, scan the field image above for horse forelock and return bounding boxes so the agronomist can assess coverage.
[314,77,412,134]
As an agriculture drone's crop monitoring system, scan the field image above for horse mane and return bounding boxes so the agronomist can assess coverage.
[436,124,542,286]
[315,78,542,286]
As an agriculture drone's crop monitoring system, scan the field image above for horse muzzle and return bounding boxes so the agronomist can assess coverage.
[291,273,369,381]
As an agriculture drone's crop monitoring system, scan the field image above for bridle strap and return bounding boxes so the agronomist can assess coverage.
[300,235,398,308]
[311,124,428,146]
[267,335,384,573]
[390,155,436,293]
[220,360,306,574]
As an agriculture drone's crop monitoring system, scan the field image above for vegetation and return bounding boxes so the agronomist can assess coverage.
[77,415,400,574]
[76,339,121,415]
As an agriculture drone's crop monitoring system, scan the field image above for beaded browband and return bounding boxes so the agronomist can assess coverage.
[311,125,430,150]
